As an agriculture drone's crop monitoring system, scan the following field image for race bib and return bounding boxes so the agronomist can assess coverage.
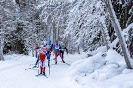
[55,44,59,49]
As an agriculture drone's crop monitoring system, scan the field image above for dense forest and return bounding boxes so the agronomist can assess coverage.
[0,0,133,62]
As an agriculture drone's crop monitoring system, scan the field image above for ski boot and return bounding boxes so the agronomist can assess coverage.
[33,65,37,68]
[62,60,65,63]
[55,61,57,64]
[43,71,46,76]
[39,70,42,75]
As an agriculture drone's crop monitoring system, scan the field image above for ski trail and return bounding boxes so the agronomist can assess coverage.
[0,54,81,88]
[0,61,32,71]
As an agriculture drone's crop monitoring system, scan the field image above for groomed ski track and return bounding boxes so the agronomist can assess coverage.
[0,54,81,88]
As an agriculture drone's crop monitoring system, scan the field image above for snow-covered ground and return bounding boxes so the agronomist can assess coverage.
[68,47,133,88]
[0,48,133,88]
[0,53,81,88]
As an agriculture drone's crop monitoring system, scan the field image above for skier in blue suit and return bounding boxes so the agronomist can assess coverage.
[46,40,53,67]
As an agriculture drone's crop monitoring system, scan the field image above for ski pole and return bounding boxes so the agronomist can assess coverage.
[38,61,39,75]
[49,65,50,76]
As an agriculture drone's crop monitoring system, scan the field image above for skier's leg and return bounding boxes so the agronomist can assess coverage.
[40,61,43,74]
[42,59,46,75]
[60,51,63,58]
[47,53,51,63]
[54,52,58,64]
[34,55,39,67]
[35,50,38,58]
[62,51,64,59]
[59,51,65,63]
[35,59,39,66]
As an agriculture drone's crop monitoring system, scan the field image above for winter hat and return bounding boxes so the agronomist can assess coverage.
[55,40,58,43]
[62,43,65,46]
[36,46,39,49]
[48,40,51,44]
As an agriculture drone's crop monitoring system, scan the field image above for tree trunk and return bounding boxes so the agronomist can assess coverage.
[52,21,56,43]
[0,43,4,61]
[104,0,132,69]
[31,38,34,57]
[0,30,4,61]
[101,27,110,50]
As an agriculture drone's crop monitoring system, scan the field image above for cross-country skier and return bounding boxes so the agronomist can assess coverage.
[33,45,40,68]
[53,40,65,64]
[38,44,47,75]
[46,40,53,67]
[60,43,68,59]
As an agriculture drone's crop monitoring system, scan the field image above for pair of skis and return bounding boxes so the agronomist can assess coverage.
[36,65,50,78]
[64,62,71,66]
[25,66,39,70]
[35,74,48,78]
[52,62,71,66]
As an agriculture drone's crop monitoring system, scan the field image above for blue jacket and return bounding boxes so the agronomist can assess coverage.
[53,44,62,52]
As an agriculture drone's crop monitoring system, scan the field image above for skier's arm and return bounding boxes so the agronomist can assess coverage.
[59,44,62,50]
[65,47,68,54]
[51,44,55,53]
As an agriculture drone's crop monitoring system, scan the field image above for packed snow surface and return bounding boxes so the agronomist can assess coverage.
[0,48,133,88]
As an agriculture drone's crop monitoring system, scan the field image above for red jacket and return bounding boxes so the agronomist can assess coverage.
[39,47,47,61]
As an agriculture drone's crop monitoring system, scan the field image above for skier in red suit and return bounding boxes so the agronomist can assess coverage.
[39,45,47,76]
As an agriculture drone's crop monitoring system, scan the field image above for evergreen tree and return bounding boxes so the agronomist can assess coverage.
[104,0,132,69]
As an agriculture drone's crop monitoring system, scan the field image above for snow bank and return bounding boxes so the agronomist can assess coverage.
[68,48,133,88]
[69,52,106,79]
[87,46,107,55]
[0,54,36,70]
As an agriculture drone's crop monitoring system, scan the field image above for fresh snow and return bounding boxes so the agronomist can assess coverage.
[0,48,133,88]
[0,53,81,88]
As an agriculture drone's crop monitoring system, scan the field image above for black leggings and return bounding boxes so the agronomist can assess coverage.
[60,50,64,58]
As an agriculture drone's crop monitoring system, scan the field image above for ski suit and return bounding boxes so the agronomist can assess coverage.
[34,46,39,66]
[39,46,47,72]
[53,43,63,62]
[46,44,53,64]
[60,46,68,59]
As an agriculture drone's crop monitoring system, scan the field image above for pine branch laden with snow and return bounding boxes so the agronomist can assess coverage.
[127,6,133,26]
[40,2,71,43]
[64,0,110,53]
[104,0,132,69]
[123,23,133,58]
[111,0,133,29]
[0,0,45,54]
[1,0,132,57]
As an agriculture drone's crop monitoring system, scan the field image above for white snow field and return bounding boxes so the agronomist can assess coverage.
[0,53,81,88]
[0,49,133,88]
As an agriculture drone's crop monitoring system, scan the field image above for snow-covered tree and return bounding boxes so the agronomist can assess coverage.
[1,0,132,64]
[3,0,41,55]
[104,0,132,69]
[111,0,133,29]
[0,0,18,60]
[40,1,71,43]
[64,0,110,53]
